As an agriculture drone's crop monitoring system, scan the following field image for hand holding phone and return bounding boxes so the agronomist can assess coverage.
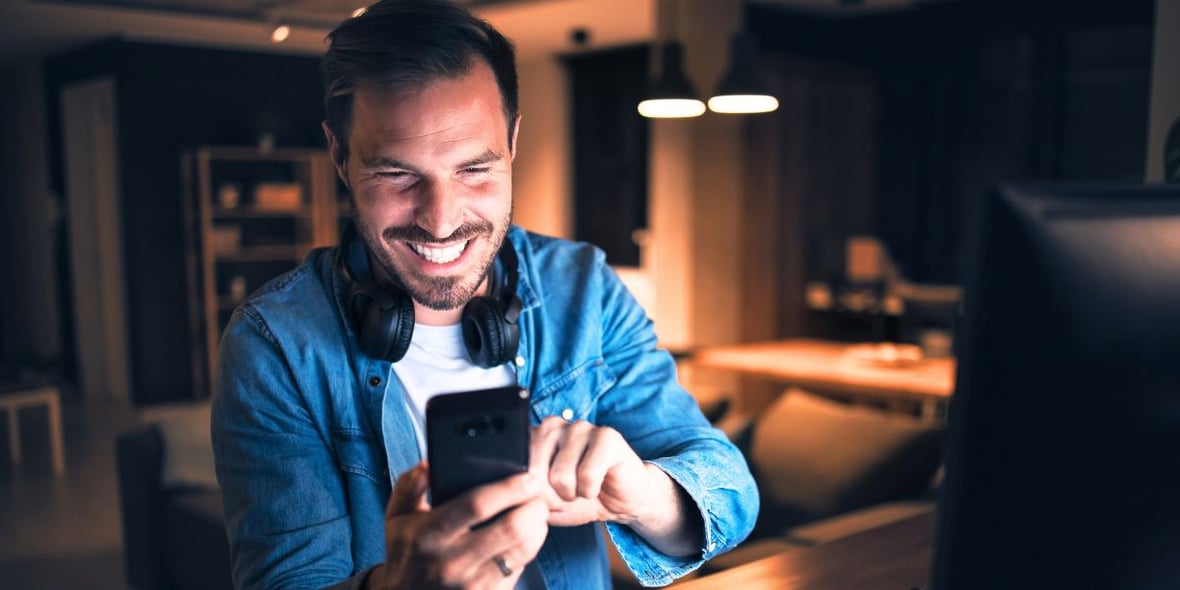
[425,385,531,507]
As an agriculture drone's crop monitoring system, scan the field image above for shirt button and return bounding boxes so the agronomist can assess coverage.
[561,408,575,421]
[707,542,716,552]
[515,355,526,367]
[369,376,382,387]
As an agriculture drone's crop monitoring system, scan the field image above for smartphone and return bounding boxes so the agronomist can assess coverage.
[425,385,531,507]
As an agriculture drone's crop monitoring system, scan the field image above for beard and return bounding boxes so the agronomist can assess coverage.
[355,209,512,311]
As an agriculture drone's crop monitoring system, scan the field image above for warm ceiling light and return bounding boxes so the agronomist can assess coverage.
[708,94,779,114]
[638,0,704,119]
[352,7,367,18]
[638,98,707,119]
[270,24,291,43]
[708,33,779,114]
[637,42,705,119]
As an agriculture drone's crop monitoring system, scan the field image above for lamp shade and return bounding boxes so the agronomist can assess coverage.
[638,42,706,119]
[708,33,778,114]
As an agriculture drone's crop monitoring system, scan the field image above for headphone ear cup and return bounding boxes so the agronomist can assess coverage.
[353,286,415,362]
[462,296,517,368]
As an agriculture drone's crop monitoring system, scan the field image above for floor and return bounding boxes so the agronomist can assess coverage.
[0,395,141,590]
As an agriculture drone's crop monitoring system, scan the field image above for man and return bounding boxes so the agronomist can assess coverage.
[211,1,759,588]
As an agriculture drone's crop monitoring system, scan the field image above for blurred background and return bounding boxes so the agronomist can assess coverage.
[0,0,1176,587]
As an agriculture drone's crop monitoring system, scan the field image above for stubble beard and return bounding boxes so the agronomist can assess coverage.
[356,209,513,311]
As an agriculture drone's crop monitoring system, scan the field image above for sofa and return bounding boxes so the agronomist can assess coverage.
[701,388,943,572]
[609,388,945,588]
[115,404,233,590]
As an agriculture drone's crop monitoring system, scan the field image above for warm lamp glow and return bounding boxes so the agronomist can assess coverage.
[637,42,705,119]
[708,33,779,115]
[707,94,779,114]
[638,98,706,119]
[270,24,291,43]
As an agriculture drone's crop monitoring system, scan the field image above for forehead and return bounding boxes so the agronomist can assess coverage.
[348,61,507,146]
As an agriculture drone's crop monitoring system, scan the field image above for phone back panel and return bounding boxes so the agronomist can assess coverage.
[426,386,530,506]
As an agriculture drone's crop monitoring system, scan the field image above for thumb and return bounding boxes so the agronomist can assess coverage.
[386,461,429,519]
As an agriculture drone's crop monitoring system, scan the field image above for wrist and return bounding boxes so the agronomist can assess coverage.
[621,463,678,528]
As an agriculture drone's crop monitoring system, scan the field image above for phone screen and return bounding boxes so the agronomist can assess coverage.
[425,385,531,506]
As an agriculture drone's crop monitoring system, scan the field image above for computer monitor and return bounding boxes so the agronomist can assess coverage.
[931,183,1180,590]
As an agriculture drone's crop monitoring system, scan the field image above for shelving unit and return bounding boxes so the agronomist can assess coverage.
[183,146,344,397]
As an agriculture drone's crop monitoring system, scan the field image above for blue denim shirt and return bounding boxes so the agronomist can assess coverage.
[211,226,759,589]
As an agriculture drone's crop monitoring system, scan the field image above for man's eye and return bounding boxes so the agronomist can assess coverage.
[378,171,411,178]
[463,167,491,175]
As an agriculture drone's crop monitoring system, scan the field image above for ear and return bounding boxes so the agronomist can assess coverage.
[322,120,350,188]
[509,114,521,162]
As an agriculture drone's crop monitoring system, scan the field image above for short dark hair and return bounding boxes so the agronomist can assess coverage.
[322,0,519,161]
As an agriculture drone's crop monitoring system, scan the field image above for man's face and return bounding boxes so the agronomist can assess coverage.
[330,60,517,312]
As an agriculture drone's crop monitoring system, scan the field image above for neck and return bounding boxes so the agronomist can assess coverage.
[414,304,463,326]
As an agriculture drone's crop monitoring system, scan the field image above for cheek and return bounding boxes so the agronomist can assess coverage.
[352,186,413,220]
[469,179,513,215]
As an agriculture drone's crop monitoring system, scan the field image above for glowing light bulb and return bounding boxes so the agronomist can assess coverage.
[270,25,291,43]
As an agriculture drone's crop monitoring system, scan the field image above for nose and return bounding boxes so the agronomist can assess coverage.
[415,179,463,239]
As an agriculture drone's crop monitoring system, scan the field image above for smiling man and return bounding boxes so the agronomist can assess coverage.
[342,65,514,322]
[210,1,758,589]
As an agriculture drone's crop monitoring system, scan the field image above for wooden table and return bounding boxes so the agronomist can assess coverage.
[677,510,936,590]
[0,385,66,477]
[690,338,955,419]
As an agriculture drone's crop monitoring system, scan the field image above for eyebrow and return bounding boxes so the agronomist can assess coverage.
[458,149,504,169]
[359,149,504,172]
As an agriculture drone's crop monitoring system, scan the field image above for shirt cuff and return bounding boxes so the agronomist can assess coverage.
[604,457,724,586]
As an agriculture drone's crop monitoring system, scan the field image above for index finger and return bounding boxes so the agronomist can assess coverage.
[386,461,430,520]
[528,416,568,476]
[432,471,542,536]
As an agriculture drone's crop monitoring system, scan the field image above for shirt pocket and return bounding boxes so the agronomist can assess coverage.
[332,430,389,486]
[529,358,617,423]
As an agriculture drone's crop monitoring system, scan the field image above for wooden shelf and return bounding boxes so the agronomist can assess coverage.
[211,205,314,218]
[183,146,341,398]
[214,244,310,262]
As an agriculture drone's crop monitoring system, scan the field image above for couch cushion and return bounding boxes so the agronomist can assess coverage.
[748,389,944,534]
[151,403,218,490]
[164,490,233,590]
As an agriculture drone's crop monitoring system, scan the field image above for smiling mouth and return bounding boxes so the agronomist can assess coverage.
[407,241,468,264]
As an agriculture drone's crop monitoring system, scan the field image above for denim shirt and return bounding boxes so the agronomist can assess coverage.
[211,226,759,589]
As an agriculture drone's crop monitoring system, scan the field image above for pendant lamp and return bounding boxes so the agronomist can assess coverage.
[708,32,778,114]
[638,0,705,119]
[638,42,706,118]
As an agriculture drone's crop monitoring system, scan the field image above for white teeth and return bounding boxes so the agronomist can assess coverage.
[408,241,467,264]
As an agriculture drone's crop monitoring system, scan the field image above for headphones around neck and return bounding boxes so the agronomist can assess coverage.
[339,225,522,368]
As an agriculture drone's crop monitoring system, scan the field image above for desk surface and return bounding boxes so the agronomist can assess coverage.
[677,510,936,590]
[691,338,955,402]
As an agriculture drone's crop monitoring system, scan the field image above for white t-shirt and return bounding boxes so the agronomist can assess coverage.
[392,322,517,459]
[391,323,543,588]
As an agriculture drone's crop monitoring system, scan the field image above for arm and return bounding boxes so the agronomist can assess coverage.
[212,307,358,589]
[596,261,759,578]
[526,253,759,584]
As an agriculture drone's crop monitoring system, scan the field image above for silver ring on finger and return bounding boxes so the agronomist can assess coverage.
[491,555,513,577]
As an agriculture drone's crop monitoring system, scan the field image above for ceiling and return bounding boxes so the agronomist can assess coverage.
[0,0,916,69]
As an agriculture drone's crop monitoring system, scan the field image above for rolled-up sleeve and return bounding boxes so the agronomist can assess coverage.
[593,259,760,586]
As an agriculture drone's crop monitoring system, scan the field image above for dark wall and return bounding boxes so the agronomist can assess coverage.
[45,40,324,404]
[564,45,650,267]
[751,0,1154,285]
